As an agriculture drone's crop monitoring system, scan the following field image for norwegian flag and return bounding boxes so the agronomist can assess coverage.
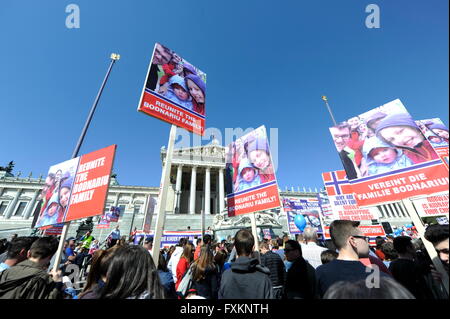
[322,170,353,196]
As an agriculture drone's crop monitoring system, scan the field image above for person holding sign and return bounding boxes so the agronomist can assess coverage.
[376,113,439,164]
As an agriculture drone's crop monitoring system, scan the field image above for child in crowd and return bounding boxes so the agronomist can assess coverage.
[362,137,414,176]
[164,75,193,110]
[234,158,261,192]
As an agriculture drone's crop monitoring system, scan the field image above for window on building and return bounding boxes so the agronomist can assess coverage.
[134,205,141,215]
[14,202,27,216]
[0,202,9,216]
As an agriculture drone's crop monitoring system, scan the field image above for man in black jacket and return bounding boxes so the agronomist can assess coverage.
[260,241,285,299]
[219,229,273,299]
[284,240,317,299]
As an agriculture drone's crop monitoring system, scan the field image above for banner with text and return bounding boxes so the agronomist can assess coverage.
[322,170,379,221]
[138,43,206,135]
[34,145,116,228]
[283,196,323,234]
[134,230,202,247]
[225,126,280,217]
[328,99,448,206]
[412,194,449,217]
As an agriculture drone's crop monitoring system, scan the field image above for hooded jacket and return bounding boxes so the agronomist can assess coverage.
[163,75,193,110]
[218,256,273,299]
[362,137,414,176]
[35,192,62,228]
[0,260,62,299]
[235,158,261,192]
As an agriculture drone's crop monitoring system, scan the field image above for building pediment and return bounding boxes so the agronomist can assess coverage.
[161,144,226,166]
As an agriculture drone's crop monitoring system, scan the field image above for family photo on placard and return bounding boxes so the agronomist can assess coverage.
[35,158,78,228]
[329,99,442,180]
[145,43,206,116]
[225,126,276,195]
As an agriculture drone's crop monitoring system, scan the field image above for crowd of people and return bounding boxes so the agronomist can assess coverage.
[0,221,448,299]
[330,109,443,180]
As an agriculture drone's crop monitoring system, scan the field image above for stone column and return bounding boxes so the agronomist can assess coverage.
[174,165,183,214]
[205,167,211,215]
[23,189,40,219]
[219,168,225,213]
[113,192,121,207]
[4,188,22,219]
[189,166,197,215]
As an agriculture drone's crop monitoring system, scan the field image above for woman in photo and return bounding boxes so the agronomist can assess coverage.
[376,113,439,164]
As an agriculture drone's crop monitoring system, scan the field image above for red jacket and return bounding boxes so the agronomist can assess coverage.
[403,141,439,164]
[175,256,189,290]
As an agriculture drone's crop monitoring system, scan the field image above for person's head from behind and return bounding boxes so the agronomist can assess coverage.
[178,237,188,247]
[324,277,415,299]
[202,234,212,246]
[234,229,254,258]
[393,236,415,258]
[321,249,338,265]
[79,247,117,297]
[196,238,202,246]
[330,220,369,258]
[6,236,37,264]
[375,236,386,250]
[424,224,449,266]
[284,240,302,262]
[28,237,59,268]
[158,251,169,272]
[193,246,214,281]
[271,239,279,250]
[182,242,195,262]
[381,242,398,261]
[144,238,153,251]
[303,227,318,243]
[330,124,351,152]
[101,245,164,299]
[214,249,227,268]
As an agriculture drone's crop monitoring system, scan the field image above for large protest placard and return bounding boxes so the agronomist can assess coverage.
[416,118,449,169]
[96,214,111,229]
[283,196,323,235]
[329,99,448,206]
[34,145,116,228]
[225,126,280,217]
[138,43,206,135]
[322,170,379,221]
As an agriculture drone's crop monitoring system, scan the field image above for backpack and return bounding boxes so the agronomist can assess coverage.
[176,266,193,298]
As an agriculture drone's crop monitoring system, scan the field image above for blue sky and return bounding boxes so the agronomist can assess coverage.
[1,0,448,190]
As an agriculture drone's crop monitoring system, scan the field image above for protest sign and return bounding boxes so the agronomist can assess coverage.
[322,170,379,221]
[283,196,323,235]
[416,118,449,169]
[412,194,449,217]
[105,206,121,223]
[225,126,280,217]
[96,214,111,229]
[329,99,448,206]
[41,224,64,236]
[138,43,206,135]
[34,145,116,228]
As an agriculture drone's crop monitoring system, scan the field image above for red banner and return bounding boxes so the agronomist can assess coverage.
[64,145,116,222]
[351,161,449,206]
[139,91,205,135]
[227,183,280,217]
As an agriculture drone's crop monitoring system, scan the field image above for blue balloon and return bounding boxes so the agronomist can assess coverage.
[294,214,307,231]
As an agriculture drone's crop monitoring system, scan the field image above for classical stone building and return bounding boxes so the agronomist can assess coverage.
[0,140,414,240]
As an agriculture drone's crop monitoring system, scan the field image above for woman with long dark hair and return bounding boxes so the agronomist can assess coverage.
[99,245,165,299]
[175,242,194,290]
[190,246,219,299]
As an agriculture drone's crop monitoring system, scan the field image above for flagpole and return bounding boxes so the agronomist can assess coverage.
[321,96,338,126]
[51,53,120,273]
